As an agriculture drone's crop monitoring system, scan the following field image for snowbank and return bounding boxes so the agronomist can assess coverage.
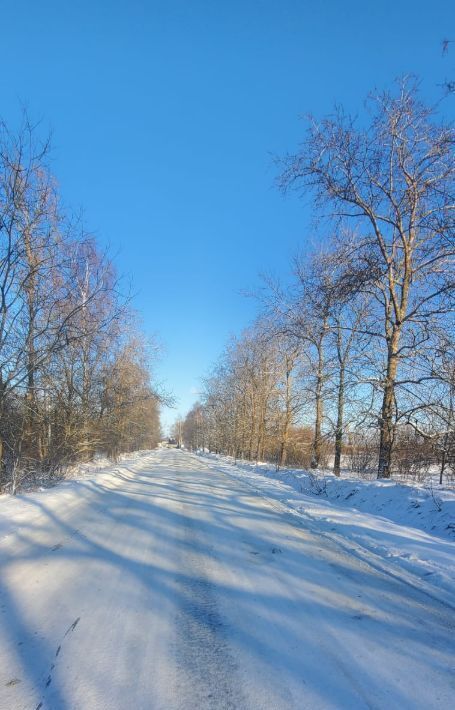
[0,450,158,544]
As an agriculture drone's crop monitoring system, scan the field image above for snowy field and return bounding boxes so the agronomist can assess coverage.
[195,451,455,606]
[0,448,454,709]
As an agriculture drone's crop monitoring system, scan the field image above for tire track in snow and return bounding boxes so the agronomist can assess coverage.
[171,478,245,710]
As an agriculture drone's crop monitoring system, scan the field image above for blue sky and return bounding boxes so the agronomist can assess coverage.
[1,1,453,431]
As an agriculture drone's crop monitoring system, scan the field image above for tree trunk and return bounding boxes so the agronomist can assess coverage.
[311,337,325,469]
[278,364,292,470]
[24,230,42,465]
[248,395,256,460]
[439,447,446,486]
[377,330,400,478]
[278,430,289,469]
[256,403,265,463]
[0,382,4,485]
[0,431,3,488]
[333,361,345,477]
[279,414,291,469]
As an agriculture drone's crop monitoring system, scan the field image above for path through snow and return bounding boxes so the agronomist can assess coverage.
[0,449,453,709]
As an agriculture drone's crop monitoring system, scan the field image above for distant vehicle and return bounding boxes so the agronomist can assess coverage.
[158,437,179,448]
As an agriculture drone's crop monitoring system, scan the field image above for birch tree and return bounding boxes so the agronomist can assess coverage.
[278,80,455,477]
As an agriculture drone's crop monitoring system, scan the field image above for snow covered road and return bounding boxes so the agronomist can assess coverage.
[0,449,454,709]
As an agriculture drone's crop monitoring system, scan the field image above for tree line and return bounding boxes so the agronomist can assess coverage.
[180,80,454,482]
[0,115,161,493]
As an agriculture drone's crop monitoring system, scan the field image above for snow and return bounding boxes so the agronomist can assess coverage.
[0,450,156,545]
[0,448,454,709]
[196,451,455,606]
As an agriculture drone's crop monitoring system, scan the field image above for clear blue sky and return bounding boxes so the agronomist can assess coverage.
[1,1,453,431]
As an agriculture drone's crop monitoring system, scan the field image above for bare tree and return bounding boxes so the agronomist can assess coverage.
[278,79,455,477]
[0,114,163,491]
